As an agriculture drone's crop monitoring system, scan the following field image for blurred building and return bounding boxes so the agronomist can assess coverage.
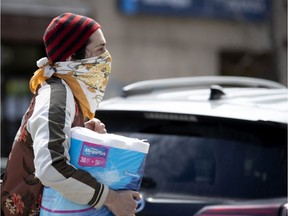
[1,0,95,157]
[1,0,287,157]
[94,0,286,86]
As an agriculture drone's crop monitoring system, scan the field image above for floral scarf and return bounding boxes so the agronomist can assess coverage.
[29,51,112,119]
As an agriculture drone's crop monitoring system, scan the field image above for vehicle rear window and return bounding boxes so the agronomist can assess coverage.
[97,111,287,199]
[121,133,286,199]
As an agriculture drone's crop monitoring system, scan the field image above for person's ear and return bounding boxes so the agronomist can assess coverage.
[66,56,72,61]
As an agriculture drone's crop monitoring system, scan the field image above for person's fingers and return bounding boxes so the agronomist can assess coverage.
[85,119,107,133]
[85,123,93,130]
[84,120,96,129]
[100,128,107,134]
[96,122,106,133]
[94,124,106,133]
[131,191,141,201]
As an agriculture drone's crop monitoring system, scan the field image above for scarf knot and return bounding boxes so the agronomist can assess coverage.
[36,57,50,68]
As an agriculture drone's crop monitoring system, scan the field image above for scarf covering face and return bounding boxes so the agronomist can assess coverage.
[30,51,112,120]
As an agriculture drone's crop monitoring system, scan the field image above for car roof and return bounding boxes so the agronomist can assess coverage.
[99,76,288,124]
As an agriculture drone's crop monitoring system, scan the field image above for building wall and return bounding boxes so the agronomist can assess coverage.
[2,0,282,87]
[92,0,271,88]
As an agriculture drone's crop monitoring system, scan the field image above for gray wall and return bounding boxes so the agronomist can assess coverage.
[92,0,272,89]
[1,0,286,90]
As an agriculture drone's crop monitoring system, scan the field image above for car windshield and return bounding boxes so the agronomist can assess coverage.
[98,111,287,200]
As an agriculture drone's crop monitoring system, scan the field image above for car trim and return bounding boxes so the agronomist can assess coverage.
[123,76,286,97]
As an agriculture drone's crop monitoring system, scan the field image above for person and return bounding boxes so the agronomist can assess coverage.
[1,12,140,216]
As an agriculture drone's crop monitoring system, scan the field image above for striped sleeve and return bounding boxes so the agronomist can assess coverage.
[26,78,108,208]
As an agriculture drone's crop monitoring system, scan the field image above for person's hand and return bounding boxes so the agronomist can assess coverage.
[104,189,141,216]
[84,118,107,134]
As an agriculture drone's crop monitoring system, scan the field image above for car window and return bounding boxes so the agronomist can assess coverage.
[98,111,287,199]
[119,132,286,199]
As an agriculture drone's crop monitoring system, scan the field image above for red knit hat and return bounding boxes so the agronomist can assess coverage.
[43,12,101,62]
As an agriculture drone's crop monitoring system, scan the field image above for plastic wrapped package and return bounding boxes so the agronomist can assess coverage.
[40,127,149,216]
